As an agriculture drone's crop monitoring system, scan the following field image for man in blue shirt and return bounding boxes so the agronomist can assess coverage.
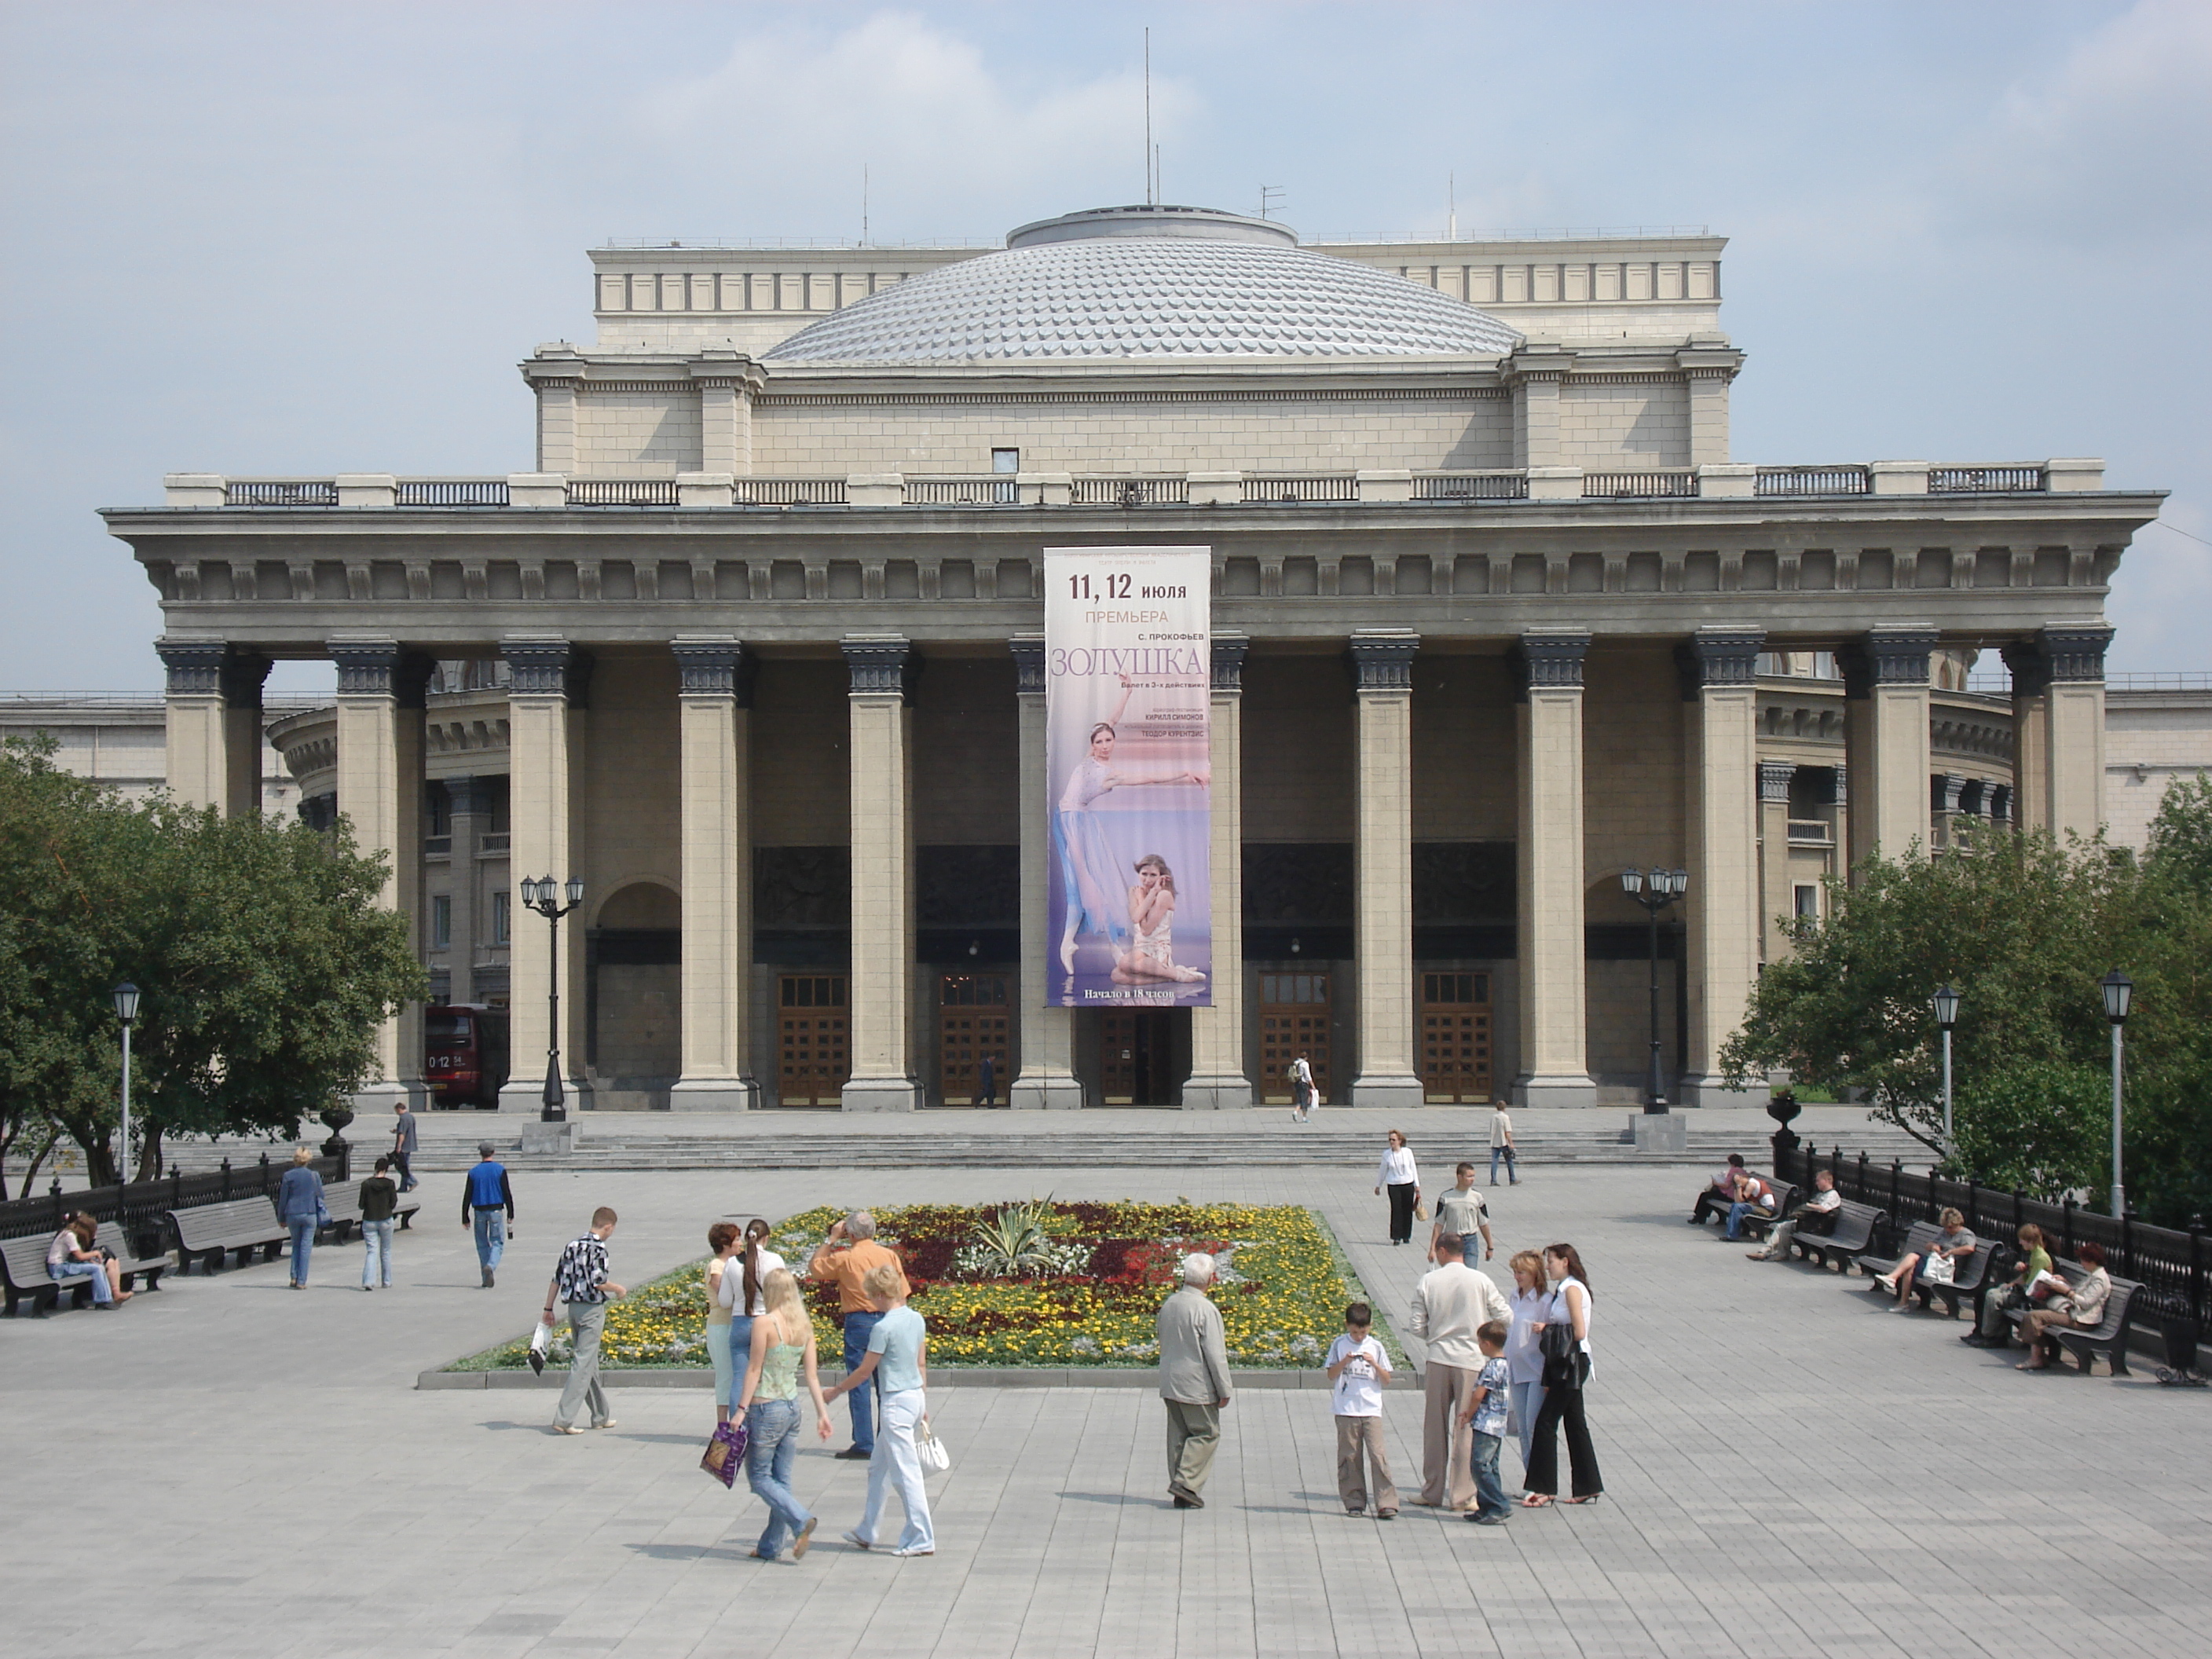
[461,1142,515,1288]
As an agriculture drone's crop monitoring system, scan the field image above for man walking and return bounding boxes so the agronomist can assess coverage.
[1156,1253,1234,1508]
[390,1101,419,1192]
[1488,1104,1516,1185]
[1429,1163,1496,1265]
[462,1142,514,1288]
[1289,1054,1315,1122]
[807,1212,904,1460]
[545,1207,626,1434]
[1407,1232,1511,1511]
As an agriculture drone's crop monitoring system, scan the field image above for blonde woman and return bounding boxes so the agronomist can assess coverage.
[735,1268,833,1561]
[824,1262,935,1557]
[1503,1250,1550,1472]
[1112,855,1207,984]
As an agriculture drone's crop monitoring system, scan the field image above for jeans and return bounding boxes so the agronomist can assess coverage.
[1469,1430,1510,1520]
[1508,1380,1545,1473]
[708,1320,738,1411]
[745,1397,814,1558]
[472,1209,506,1272]
[390,1149,416,1191]
[858,1388,934,1552]
[1723,1201,1775,1241]
[361,1219,394,1287]
[841,1309,884,1453]
[556,1300,610,1428]
[50,1259,112,1306]
[287,1219,315,1284]
[1489,1147,1517,1185]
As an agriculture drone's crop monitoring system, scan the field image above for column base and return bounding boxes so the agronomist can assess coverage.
[1349,1072,1427,1111]
[667,1078,759,1112]
[1677,1073,1769,1108]
[1181,1073,1255,1109]
[1512,1073,1599,1109]
[351,1078,429,1114]
[520,1120,577,1155]
[1009,1072,1085,1110]
[840,1075,923,1113]
[497,1078,595,1114]
[1630,1112,1689,1154]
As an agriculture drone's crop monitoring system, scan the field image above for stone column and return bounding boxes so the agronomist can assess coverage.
[669,636,756,1111]
[525,350,581,474]
[1675,342,1745,467]
[330,638,433,1111]
[445,776,488,1005]
[1840,627,1936,869]
[1009,637,1082,1108]
[690,353,759,476]
[1933,773,1968,849]
[497,638,591,1111]
[157,641,270,816]
[841,636,921,1112]
[1185,634,1252,1108]
[2002,637,2051,835]
[1348,630,1425,1110]
[1503,347,1574,469]
[1513,628,1596,1108]
[1757,762,1796,965]
[1679,628,1765,1106]
[2009,624,2112,838]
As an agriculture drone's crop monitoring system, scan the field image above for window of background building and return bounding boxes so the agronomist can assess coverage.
[991,448,1019,473]
[491,891,511,944]
[1794,884,1821,920]
[430,894,452,950]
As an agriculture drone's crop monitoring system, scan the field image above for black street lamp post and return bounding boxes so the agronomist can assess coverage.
[1932,984,1961,1152]
[521,876,585,1122]
[112,983,140,1183]
[1620,867,1687,1114]
[2102,969,2132,1216]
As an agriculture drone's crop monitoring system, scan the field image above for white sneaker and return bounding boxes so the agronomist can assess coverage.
[892,1544,934,1558]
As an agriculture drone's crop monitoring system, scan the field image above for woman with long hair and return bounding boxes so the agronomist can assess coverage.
[1112,854,1207,983]
[1055,677,1201,976]
[1503,1250,1549,1473]
[705,1223,741,1425]
[46,1211,126,1308]
[1373,1131,1419,1245]
[721,1218,784,1405]
[1522,1243,1601,1507]
[734,1267,833,1560]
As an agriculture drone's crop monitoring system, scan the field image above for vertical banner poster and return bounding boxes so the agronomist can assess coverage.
[1044,546,1213,1008]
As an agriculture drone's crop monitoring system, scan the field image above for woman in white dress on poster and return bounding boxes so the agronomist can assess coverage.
[1056,677,1203,975]
[1111,855,1207,983]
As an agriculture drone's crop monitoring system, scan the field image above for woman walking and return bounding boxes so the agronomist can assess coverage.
[1503,1250,1549,1474]
[1374,1131,1419,1245]
[1522,1243,1601,1507]
[705,1223,742,1423]
[720,1218,784,1415]
[734,1268,833,1561]
[825,1262,936,1557]
[276,1146,328,1289]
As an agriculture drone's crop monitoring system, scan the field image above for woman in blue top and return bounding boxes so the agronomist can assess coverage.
[825,1262,936,1557]
[275,1147,327,1289]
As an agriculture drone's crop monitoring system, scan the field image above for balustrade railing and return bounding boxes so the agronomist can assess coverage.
[225,480,339,507]
[907,478,1018,506]
[566,478,680,507]
[1756,467,1870,496]
[1412,473,1529,501]
[734,478,846,506]
[396,480,510,507]
[1583,471,1698,499]
[1785,819,1833,844]
[1242,476,1357,504]
[0,1150,346,1258]
[1928,466,2045,494]
[1071,477,1189,507]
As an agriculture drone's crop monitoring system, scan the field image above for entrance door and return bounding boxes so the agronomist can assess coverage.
[1258,972,1331,1104]
[938,973,1010,1106]
[777,974,848,1106]
[1099,1009,1175,1104]
[1420,971,1493,1103]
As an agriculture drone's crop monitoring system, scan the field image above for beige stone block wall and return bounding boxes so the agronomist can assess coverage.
[1186,683,1251,1107]
[912,657,1020,844]
[1682,684,1760,1099]
[2103,692,2212,850]
[1240,654,1354,843]
[1848,686,1932,862]
[2047,682,2106,837]
[1012,669,1079,1108]
[844,692,918,1106]
[750,659,850,845]
[1412,654,1517,840]
[1353,684,1418,1097]
[582,654,683,906]
[1586,958,1681,1096]
[335,694,423,1101]
[502,698,583,1107]
[1556,383,1691,469]
[676,687,749,1095]
[164,696,229,811]
[1515,679,1591,1099]
[574,391,702,477]
[1581,647,1687,881]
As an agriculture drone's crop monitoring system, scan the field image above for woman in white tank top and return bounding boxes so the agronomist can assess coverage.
[1522,1243,1602,1506]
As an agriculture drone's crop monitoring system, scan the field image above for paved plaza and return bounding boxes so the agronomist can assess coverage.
[4,1156,2207,1658]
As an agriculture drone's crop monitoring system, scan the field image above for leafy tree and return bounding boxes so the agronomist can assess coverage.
[1951,1057,2112,1199]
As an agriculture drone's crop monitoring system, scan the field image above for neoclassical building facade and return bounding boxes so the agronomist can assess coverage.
[105,205,2163,1112]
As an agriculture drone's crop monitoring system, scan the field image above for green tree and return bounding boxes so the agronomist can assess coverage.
[1951,1057,2112,1199]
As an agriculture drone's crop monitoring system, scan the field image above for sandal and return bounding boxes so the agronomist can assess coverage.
[1562,1494,1601,1504]
[1520,1493,1555,1509]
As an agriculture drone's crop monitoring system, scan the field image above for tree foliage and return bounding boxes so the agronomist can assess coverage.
[0,735,425,1186]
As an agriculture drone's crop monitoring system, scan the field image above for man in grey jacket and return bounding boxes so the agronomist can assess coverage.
[1156,1253,1234,1509]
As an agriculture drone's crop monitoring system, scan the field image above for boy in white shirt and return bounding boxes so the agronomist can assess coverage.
[1326,1302,1397,1518]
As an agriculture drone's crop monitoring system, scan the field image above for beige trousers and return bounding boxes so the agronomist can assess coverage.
[1164,1399,1221,1496]
[1420,1361,1479,1509]
[1335,1415,1398,1514]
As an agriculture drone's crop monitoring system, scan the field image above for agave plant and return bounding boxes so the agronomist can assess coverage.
[967,1197,1058,1277]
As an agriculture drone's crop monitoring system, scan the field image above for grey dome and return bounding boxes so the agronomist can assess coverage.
[766,233,1522,364]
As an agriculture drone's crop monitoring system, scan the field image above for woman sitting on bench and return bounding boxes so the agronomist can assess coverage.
[47,1211,128,1308]
[1872,1207,1975,1312]
[2018,1242,2111,1372]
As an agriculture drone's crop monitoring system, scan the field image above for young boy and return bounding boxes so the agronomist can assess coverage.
[1457,1320,1512,1525]
[1326,1302,1397,1518]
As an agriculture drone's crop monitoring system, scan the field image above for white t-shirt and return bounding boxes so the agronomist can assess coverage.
[1327,1333,1387,1415]
[1489,1110,1513,1149]
[716,1247,788,1317]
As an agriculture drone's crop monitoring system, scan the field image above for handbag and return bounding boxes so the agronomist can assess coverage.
[914,1415,950,1473]
[1413,1192,1429,1221]
[1921,1251,1957,1286]
[700,1418,749,1488]
[1538,1319,1588,1390]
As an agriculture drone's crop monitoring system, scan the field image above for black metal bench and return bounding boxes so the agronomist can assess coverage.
[168,1196,289,1274]
[2,1233,79,1317]
[316,1181,423,1243]
[2005,1265,2141,1377]
[93,1221,170,1295]
[1792,1199,1884,1271]
[1700,1178,1800,1239]
[1914,1241,2007,1320]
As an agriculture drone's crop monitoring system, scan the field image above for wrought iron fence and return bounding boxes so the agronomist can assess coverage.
[1241,476,1357,504]
[225,481,339,507]
[1756,467,1870,496]
[396,480,510,507]
[907,478,1018,506]
[1583,472,1699,499]
[734,478,846,506]
[565,478,679,507]
[1071,477,1189,507]
[1928,467,2045,494]
[1777,1141,2207,1332]
[1412,474,1529,501]
[0,1150,348,1258]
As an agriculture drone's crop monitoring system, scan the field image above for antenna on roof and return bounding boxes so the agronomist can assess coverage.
[1448,172,1456,241]
[1259,185,1285,221]
[861,164,869,247]
[1143,27,1154,206]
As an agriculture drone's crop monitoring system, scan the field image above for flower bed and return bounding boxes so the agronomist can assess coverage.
[450,1200,1379,1372]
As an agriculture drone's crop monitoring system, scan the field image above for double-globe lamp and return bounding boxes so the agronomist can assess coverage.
[521,877,586,1121]
[2102,969,2132,1218]
[1620,866,1688,1113]
[1932,984,1961,1150]
[112,983,141,1183]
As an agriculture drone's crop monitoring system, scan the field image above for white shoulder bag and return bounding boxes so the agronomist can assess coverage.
[914,1415,950,1473]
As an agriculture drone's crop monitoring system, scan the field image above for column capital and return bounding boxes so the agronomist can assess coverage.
[843,634,917,702]
[445,774,497,816]
[1512,628,1590,700]
[1500,344,1577,384]
[501,637,592,705]
[670,635,753,704]
[2042,622,2115,683]
[1676,626,1765,699]
[1840,626,1936,698]
[1827,764,1848,808]
[330,638,434,709]
[1934,773,1968,812]
[1758,761,1797,803]
[1009,635,1046,696]
[1346,628,1419,693]
[1211,632,1250,693]
[2000,637,2049,698]
[156,639,229,698]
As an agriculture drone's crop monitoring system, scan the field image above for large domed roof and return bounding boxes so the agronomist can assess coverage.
[766,205,1522,364]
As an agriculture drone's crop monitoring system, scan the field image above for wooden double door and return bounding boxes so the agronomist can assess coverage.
[938,973,1011,1106]
[776,974,848,1106]
[1419,971,1493,1102]
[1098,1009,1177,1105]
[1258,972,1332,1104]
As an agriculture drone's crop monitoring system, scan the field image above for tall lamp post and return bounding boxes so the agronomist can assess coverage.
[2101,969,2132,1217]
[1932,984,1961,1152]
[520,877,585,1122]
[112,983,140,1184]
[1620,867,1688,1113]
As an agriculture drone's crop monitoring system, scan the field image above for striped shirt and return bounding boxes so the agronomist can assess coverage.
[554,1233,611,1305]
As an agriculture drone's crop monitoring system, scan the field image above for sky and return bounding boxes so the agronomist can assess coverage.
[2,0,2206,693]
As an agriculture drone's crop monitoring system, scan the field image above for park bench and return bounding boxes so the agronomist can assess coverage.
[2005,1263,2142,1377]
[2,1233,75,1317]
[1857,1220,1942,1286]
[167,1196,288,1274]
[1700,1177,1799,1240]
[317,1181,422,1243]
[92,1221,170,1295]
[1912,1240,2008,1320]
[1790,1199,1884,1271]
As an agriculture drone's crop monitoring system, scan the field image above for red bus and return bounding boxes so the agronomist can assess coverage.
[425,1005,511,1108]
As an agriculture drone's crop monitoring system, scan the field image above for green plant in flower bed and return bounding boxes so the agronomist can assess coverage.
[450,1200,1371,1372]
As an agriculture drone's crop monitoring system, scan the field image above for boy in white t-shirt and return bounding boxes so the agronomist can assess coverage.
[1325,1302,1397,1518]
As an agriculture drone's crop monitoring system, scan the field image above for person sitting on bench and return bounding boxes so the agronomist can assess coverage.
[1961,1223,2052,1348]
[48,1211,128,1308]
[2018,1242,2111,1372]
[1688,1155,1746,1225]
[1722,1171,1782,1241]
[1748,1170,1841,1262]
[1873,1207,1976,1311]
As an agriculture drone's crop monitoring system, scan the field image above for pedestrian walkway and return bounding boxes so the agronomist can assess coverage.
[6,1164,2199,1658]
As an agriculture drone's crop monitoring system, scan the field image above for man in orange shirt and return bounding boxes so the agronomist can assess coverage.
[807,1211,905,1459]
